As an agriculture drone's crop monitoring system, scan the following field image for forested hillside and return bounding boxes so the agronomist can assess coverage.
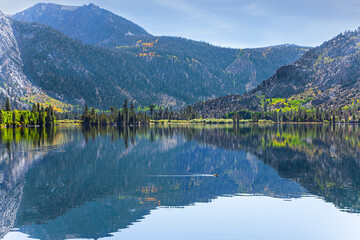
[12,3,152,46]
[0,4,308,110]
[12,21,239,109]
[193,29,360,118]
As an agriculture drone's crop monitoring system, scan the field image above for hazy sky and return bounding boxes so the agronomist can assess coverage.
[1,0,360,48]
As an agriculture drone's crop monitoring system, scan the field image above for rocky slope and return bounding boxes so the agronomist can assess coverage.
[250,29,360,102]
[12,3,152,47]
[12,20,239,109]
[226,44,308,91]
[0,11,34,107]
[0,4,308,110]
[194,29,360,117]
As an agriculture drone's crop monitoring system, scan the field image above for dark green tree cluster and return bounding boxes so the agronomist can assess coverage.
[227,103,360,123]
[149,105,200,121]
[179,105,200,120]
[45,105,56,126]
[81,100,149,126]
[56,111,80,120]
[0,98,56,127]
[149,105,174,121]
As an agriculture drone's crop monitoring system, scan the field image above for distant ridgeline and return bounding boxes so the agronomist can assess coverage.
[0,98,56,127]
[192,28,360,121]
[4,3,360,121]
[0,3,308,111]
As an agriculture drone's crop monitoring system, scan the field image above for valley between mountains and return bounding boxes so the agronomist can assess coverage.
[1,3,359,118]
[1,3,307,112]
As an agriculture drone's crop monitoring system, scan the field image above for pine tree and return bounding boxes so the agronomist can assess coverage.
[130,102,135,124]
[45,105,54,126]
[90,107,96,124]
[5,97,11,111]
[12,111,16,127]
[32,104,37,112]
[20,114,25,126]
[123,100,128,123]
[149,104,155,118]
[82,105,90,125]
[39,112,44,126]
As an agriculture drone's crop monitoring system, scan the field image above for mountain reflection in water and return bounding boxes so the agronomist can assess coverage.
[0,124,360,239]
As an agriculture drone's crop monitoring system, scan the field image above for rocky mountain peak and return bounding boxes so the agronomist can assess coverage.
[85,3,99,9]
[12,3,152,46]
[0,3,309,110]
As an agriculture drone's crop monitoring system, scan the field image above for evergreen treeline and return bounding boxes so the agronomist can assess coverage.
[226,105,360,123]
[143,102,360,123]
[80,100,205,126]
[146,105,200,121]
[0,98,56,127]
[80,99,360,125]
[81,100,149,126]
[56,111,80,121]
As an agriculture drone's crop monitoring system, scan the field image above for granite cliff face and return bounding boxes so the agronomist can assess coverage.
[226,44,308,91]
[250,29,360,102]
[194,29,360,117]
[0,11,35,107]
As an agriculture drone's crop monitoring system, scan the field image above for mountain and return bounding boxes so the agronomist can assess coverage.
[0,11,33,107]
[0,4,308,110]
[119,38,307,93]
[3,18,238,109]
[12,3,152,47]
[225,44,309,91]
[12,3,308,93]
[250,29,360,102]
[12,20,239,109]
[194,28,360,117]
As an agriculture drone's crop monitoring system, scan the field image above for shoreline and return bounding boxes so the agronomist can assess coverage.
[2,120,358,128]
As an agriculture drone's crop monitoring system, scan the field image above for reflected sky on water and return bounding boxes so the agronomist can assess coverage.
[1,124,360,239]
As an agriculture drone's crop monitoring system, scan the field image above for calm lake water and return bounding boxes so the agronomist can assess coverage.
[1,124,360,240]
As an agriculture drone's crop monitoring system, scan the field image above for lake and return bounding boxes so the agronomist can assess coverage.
[1,124,360,240]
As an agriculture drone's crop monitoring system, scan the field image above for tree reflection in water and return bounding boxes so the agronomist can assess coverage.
[0,124,359,239]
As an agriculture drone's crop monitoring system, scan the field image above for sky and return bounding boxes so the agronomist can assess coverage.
[1,0,360,48]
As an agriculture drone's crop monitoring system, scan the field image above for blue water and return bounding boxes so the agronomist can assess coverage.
[1,124,360,240]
